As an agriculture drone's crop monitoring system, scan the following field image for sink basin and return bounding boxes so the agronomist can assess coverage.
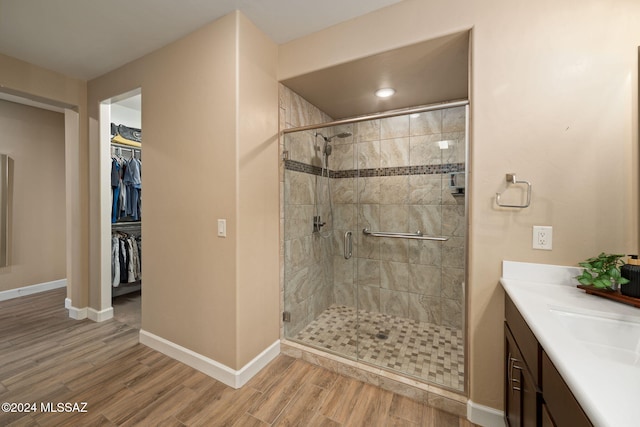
[549,307,640,366]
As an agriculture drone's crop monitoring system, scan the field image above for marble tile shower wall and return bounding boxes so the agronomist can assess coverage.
[280,82,466,334]
[330,108,466,329]
[280,85,335,337]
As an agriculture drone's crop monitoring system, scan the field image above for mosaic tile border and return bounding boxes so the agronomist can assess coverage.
[355,163,465,178]
[283,159,324,176]
[284,159,465,178]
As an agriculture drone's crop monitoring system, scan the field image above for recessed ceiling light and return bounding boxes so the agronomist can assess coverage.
[438,140,450,150]
[375,88,395,98]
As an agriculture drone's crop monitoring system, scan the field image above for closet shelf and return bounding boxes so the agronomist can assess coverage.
[112,221,141,227]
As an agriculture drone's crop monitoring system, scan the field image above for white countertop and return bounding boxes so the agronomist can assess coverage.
[501,261,640,427]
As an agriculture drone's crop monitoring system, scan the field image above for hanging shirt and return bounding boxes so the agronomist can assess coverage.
[125,157,142,189]
[111,236,120,287]
[110,158,121,187]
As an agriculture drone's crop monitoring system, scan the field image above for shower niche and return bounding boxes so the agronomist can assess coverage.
[283,103,467,392]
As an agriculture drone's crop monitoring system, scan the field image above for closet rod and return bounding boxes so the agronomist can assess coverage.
[111,143,141,160]
[112,221,141,226]
[111,141,142,152]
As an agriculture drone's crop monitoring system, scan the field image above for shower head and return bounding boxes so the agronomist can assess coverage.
[327,132,352,142]
[315,132,353,142]
[315,131,352,157]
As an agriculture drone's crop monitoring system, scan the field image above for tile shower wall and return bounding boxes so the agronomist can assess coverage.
[281,82,466,335]
[280,85,335,336]
[330,107,466,329]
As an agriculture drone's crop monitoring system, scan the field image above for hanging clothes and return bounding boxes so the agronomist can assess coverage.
[131,237,141,280]
[111,231,142,286]
[110,138,142,298]
[119,238,128,281]
[111,235,120,287]
[110,148,142,222]
[123,157,142,221]
[111,157,122,223]
[126,238,135,282]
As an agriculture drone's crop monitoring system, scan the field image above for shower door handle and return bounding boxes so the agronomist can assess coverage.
[344,231,352,259]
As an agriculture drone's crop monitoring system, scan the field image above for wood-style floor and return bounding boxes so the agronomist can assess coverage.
[0,288,476,426]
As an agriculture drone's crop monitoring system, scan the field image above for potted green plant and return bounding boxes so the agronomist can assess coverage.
[575,252,630,290]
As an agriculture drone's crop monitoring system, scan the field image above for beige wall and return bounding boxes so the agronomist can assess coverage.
[88,11,279,370]
[236,12,280,367]
[0,100,66,291]
[0,53,88,307]
[279,0,640,410]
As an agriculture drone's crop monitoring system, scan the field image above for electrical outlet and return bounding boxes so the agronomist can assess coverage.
[533,226,552,250]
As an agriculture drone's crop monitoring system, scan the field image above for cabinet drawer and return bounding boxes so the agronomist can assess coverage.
[542,351,592,427]
[505,295,539,385]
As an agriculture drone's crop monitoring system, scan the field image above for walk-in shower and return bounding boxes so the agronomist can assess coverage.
[283,102,467,392]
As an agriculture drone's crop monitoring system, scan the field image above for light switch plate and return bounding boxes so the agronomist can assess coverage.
[217,219,226,237]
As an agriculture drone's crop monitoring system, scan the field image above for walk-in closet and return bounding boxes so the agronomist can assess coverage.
[109,93,142,329]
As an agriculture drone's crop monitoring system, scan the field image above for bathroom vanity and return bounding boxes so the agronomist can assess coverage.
[501,261,640,427]
[505,295,591,426]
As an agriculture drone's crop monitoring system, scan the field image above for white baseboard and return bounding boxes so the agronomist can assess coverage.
[65,297,88,320]
[4,279,115,324]
[467,400,505,427]
[139,329,280,389]
[88,306,114,322]
[235,340,281,387]
[63,295,113,322]
[0,278,67,302]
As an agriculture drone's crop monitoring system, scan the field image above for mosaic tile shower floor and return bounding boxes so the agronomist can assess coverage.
[293,305,465,391]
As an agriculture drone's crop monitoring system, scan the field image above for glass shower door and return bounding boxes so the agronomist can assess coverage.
[283,126,359,361]
[352,107,466,390]
[283,104,467,392]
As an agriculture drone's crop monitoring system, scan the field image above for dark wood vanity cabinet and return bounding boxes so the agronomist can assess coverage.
[505,295,540,427]
[504,295,593,427]
[541,352,592,427]
[505,326,538,427]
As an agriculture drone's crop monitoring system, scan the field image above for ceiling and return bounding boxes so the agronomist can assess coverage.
[0,0,404,80]
[111,31,470,120]
[0,0,469,120]
[282,31,469,119]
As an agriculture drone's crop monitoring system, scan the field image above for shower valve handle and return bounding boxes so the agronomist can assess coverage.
[313,215,326,232]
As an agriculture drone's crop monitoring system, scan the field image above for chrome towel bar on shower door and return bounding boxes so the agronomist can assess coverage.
[362,229,449,241]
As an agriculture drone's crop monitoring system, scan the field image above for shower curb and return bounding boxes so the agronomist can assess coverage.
[280,340,468,419]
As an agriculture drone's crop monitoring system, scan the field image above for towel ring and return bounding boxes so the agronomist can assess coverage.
[496,173,531,208]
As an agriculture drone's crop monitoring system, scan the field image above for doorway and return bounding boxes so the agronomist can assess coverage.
[100,89,142,329]
[0,91,80,309]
